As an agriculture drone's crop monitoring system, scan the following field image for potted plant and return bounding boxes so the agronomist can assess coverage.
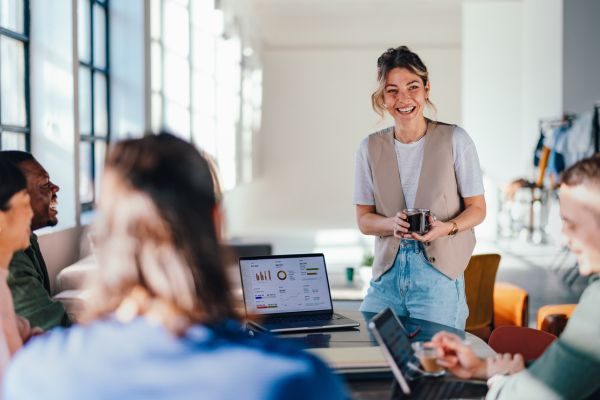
[359,252,374,284]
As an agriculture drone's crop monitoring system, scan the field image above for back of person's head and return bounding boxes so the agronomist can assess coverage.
[0,157,27,211]
[561,153,600,190]
[85,133,237,334]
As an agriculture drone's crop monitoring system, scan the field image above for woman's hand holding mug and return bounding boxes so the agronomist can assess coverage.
[392,212,410,238]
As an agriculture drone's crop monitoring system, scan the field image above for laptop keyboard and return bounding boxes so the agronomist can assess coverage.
[416,380,464,399]
[271,313,343,324]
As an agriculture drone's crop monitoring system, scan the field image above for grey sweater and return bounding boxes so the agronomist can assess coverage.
[487,277,600,400]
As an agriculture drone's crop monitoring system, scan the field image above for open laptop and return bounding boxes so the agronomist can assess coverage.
[239,253,360,333]
[369,308,489,399]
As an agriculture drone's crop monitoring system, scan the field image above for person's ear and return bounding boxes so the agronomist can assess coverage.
[425,82,431,99]
[212,204,224,240]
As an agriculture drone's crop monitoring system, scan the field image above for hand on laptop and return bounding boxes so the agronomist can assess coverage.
[431,332,525,380]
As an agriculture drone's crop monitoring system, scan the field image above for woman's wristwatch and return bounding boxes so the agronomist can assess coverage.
[448,221,459,237]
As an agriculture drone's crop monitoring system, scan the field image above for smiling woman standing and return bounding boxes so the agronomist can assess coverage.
[353,46,486,329]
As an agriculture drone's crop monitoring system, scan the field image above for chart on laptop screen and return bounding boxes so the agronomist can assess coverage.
[240,255,332,314]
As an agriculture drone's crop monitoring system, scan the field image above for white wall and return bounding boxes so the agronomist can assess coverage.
[30,0,77,230]
[29,0,80,289]
[462,0,564,239]
[29,0,146,289]
[222,2,464,261]
[522,0,563,151]
[462,1,524,186]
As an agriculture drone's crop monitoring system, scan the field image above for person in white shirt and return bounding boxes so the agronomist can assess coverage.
[354,46,486,329]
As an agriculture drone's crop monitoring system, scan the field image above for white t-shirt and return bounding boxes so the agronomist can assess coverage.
[353,125,484,208]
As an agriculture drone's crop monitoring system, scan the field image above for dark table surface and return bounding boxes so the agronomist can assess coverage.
[274,310,467,349]
[272,310,494,399]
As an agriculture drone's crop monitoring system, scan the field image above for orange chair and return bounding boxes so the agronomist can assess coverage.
[464,254,501,340]
[493,282,529,327]
[488,326,557,362]
[537,304,576,336]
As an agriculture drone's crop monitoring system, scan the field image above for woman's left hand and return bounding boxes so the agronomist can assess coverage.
[410,216,452,242]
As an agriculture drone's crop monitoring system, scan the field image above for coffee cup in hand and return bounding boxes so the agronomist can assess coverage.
[402,208,431,235]
[411,342,444,373]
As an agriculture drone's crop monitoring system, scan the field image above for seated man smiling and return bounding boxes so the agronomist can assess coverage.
[432,155,600,400]
[0,151,70,330]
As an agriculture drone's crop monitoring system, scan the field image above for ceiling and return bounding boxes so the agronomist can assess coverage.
[249,0,465,48]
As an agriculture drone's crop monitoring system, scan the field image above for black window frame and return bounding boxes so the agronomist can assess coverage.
[0,0,31,151]
[79,0,110,212]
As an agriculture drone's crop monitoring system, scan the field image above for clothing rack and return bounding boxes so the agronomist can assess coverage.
[538,114,576,130]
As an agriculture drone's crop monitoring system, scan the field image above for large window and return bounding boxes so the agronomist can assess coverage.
[78,0,109,211]
[150,0,192,139]
[150,0,261,190]
[0,0,30,150]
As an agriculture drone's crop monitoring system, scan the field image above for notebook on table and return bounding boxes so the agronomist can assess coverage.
[239,253,360,333]
[368,308,489,399]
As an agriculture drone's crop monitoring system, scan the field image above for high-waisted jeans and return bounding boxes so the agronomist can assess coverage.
[360,240,468,329]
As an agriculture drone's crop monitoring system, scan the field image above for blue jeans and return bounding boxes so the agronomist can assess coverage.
[360,240,468,329]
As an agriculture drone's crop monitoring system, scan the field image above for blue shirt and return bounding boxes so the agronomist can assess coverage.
[4,317,347,400]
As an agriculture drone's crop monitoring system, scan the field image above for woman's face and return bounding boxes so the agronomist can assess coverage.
[0,190,33,252]
[382,67,429,123]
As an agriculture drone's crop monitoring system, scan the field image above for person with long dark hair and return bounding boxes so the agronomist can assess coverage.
[0,158,35,391]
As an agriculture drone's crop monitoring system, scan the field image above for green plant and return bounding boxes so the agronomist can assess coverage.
[361,252,374,267]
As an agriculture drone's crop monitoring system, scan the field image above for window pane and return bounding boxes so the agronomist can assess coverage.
[164,0,189,57]
[193,71,215,116]
[79,67,92,135]
[93,4,106,68]
[79,141,94,204]
[94,140,106,200]
[94,73,108,136]
[151,93,163,132]
[0,36,26,126]
[164,100,190,139]
[78,0,91,63]
[0,0,25,33]
[164,52,189,106]
[151,41,162,91]
[1,131,26,150]
[192,111,216,156]
[191,0,213,25]
[193,29,216,74]
[150,0,161,40]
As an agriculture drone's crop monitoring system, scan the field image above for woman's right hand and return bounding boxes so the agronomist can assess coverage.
[392,212,411,238]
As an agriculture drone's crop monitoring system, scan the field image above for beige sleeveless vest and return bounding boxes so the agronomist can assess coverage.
[367,121,476,280]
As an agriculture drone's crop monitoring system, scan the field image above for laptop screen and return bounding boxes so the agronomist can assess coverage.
[239,254,334,315]
[369,308,415,383]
